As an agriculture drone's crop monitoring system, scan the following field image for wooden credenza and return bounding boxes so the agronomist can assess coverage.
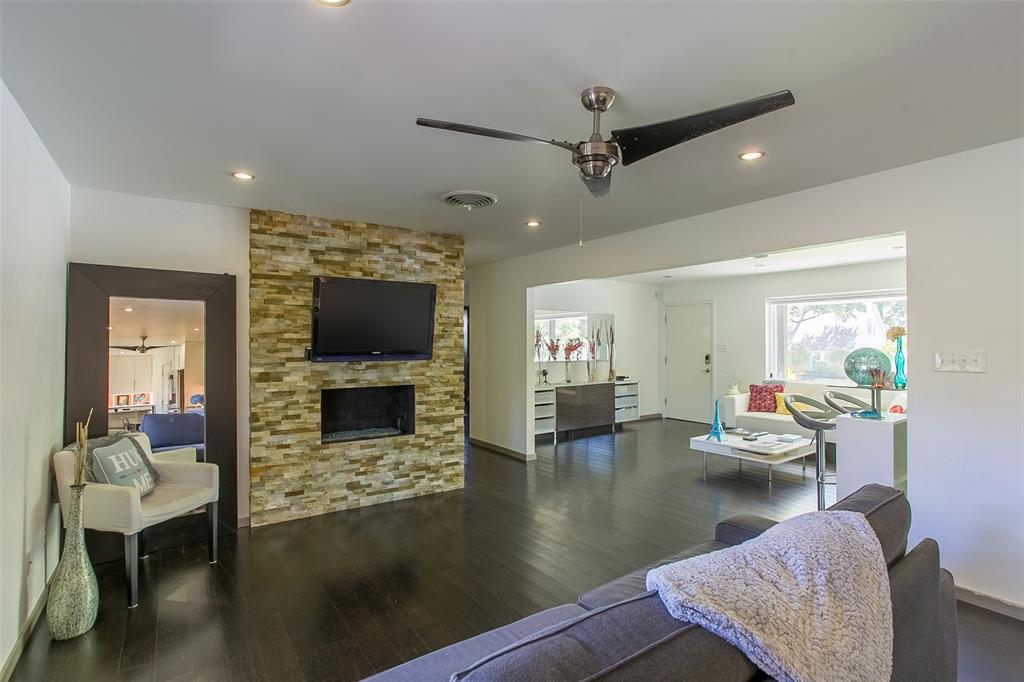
[555,383,615,432]
[535,381,641,441]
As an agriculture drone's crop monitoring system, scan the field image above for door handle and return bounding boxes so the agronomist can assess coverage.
[704,368,711,373]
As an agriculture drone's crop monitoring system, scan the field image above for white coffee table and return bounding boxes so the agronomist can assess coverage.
[688,433,814,484]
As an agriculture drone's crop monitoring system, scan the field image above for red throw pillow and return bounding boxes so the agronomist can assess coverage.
[748,384,784,413]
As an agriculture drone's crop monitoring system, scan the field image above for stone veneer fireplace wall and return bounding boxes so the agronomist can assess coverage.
[248,209,464,526]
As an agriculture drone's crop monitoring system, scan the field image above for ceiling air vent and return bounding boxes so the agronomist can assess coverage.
[441,190,498,211]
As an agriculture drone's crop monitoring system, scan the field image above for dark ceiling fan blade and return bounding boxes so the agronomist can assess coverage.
[581,172,611,198]
[145,345,171,349]
[611,90,795,166]
[416,118,577,151]
[109,345,141,351]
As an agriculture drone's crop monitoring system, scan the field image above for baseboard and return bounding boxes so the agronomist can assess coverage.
[237,516,250,528]
[1,585,47,682]
[957,586,1024,621]
[635,413,663,422]
[468,437,535,462]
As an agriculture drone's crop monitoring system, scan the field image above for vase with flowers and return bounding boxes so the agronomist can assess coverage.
[887,325,907,390]
[563,338,584,383]
[606,324,615,381]
[586,336,597,382]
[545,337,560,363]
[47,409,99,640]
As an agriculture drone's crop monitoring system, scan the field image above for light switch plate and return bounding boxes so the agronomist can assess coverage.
[934,350,987,373]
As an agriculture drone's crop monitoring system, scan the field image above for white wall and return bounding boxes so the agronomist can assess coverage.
[659,259,906,399]
[0,82,70,675]
[69,189,252,520]
[532,279,661,416]
[467,138,1024,607]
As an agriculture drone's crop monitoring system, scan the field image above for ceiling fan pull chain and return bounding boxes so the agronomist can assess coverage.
[578,194,584,248]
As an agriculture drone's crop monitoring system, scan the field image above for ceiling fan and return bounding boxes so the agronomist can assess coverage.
[417,87,795,197]
[109,335,170,354]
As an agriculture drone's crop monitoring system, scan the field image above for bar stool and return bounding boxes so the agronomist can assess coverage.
[824,390,876,418]
[784,395,840,510]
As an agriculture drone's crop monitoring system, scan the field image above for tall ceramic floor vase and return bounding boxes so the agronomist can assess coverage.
[893,336,907,390]
[47,484,99,640]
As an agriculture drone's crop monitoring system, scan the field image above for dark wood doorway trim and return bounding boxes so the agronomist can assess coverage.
[65,263,238,562]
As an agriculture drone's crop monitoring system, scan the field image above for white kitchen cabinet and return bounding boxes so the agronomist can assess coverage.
[108,354,154,396]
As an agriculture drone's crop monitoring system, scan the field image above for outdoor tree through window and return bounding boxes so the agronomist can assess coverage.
[768,294,907,383]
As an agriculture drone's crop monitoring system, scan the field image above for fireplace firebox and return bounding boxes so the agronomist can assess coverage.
[321,385,415,444]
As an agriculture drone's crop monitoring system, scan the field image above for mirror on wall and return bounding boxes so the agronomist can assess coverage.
[108,297,206,461]
[533,310,615,384]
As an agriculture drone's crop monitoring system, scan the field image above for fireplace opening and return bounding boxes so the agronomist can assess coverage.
[321,385,415,444]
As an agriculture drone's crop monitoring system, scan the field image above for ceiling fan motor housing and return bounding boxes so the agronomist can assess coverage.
[574,139,619,179]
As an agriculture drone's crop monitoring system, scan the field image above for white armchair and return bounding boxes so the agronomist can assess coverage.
[53,432,219,608]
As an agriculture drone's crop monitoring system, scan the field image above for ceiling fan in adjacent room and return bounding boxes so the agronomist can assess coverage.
[109,335,170,354]
[416,87,795,198]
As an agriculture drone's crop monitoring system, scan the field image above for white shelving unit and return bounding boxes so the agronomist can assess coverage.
[533,381,640,439]
[534,387,556,436]
[614,381,640,423]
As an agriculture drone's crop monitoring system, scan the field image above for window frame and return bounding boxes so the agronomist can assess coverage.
[765,288,906,383]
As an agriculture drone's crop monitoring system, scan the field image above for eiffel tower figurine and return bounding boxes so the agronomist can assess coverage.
[707,399,725,442]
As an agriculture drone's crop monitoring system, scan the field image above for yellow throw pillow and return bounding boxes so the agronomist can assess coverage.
[776,393,813,415]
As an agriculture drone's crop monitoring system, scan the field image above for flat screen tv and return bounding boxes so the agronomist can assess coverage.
[310,276,436,362]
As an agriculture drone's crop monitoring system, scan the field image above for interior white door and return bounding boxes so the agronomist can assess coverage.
[665,303,713,423]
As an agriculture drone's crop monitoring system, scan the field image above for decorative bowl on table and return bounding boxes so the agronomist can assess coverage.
[844,347,892,387]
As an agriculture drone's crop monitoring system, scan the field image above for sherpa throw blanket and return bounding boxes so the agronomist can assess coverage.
[646,511,892,682]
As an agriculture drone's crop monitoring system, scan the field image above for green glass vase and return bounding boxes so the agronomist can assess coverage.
[893,336,907,389]
[844,347,892,387]
[47,484,99,640]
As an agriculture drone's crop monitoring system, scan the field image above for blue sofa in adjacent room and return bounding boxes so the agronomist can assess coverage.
[140,411,205,461]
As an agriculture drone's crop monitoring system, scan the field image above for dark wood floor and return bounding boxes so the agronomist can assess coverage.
[13,419,1023,681]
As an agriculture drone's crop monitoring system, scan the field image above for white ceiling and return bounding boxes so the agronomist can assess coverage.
[2,1,1022,266]
[613,234,906,284]
[109,297,205,352]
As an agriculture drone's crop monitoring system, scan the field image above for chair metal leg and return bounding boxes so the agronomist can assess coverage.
[124,533,139,609]
[207,501,219,564]
[815,433,828,511]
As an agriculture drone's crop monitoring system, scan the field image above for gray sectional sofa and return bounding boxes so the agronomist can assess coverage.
[367,484,957,681]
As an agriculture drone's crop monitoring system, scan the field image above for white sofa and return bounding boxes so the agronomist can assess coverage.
[719,381,899,442]
[53,432,218,608]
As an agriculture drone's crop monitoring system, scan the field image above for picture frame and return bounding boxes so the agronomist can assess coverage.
[132,393,149,405]
[114,394,130,407]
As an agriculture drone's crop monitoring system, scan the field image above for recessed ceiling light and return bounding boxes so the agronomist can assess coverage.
[193,327,200,331]
[315,0,350,5]
[107,326,113,330]
[123,307,134,312]
[171,340,176,344]
[230,170,255,181]
[525,219,541,228]
[739,151,765,161]
[892,245,905,250]
[119,351,126,355]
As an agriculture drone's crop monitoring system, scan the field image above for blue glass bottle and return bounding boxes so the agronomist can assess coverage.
[893,336,907,390]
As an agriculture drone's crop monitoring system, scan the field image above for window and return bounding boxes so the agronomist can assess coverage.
[766,292,906,384]
[534,316,587,361]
